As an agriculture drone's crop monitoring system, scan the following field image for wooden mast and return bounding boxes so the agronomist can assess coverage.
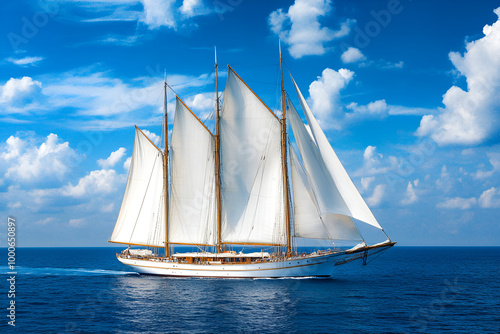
[215,46,223,253]
[280,40,292,256]
[164,70,170,257]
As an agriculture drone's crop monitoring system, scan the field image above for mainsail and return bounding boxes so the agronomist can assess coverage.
[110,127,165,247]
[219,68,286,245]
[291,77,382,230]
[168,97,217,245]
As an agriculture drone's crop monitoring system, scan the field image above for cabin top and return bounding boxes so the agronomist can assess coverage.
[172,251,270,258]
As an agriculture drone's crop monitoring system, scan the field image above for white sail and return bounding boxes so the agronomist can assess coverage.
[220,68,285,245]
[288,99,362,240]
[291,77,382,229]
[110,127,165,247]
[290,147,362,240]
[169,98,217,245]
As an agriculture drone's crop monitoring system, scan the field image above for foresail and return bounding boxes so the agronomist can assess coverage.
[110,127,165,247]
[291,77,382,230]
[220,68,286,245]
[290,147,362,240]
[288,100,362,241]
[169,98,217,245]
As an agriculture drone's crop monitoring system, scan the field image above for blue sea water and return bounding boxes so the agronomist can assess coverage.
[1,247,499,333]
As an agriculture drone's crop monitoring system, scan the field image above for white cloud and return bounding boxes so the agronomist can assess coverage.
[1,133,79,184]
[8,201,22,209]
[101,203,115,213]
[360,176,375,192]
[436,165,452,192]
[1,135,26,160]
[478,187,500,208]
[417,7,500,145]
[63,169,125,197]
[437,197,477,210]
[0,76,43,107]
[268,0,355,58]
[308,68,354,125]
[140,0,176,29]
[346,99,388,119]
[303,67,432,127]
[355,146,398,177]
[341,47,366,64]
[56,0,221,31]
[141,130,161,146]
[5,56,45,66]
[473,152,500,179]
[400,181,417,205]
[367,184,385,207]
[98,147,126,168]
[180,0,209,18]
[184,92,215,119]
[40,67,213,120]
[36,217,55,226]
[69,218,85,227]
[123,157,132,170]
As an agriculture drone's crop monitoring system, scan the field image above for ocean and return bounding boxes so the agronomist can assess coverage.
[2,247,499,333]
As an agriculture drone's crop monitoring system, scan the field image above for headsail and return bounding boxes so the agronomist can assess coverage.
[288,99,362,240]
[290,77,382,230]
[219,68,286,245]
[290,147,363,240]
[110,127,165,247]
[168,97,217,245]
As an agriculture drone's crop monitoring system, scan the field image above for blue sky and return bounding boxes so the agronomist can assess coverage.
[1,0,499,247]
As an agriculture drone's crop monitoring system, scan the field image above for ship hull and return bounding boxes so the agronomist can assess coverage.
[116,243,394,278]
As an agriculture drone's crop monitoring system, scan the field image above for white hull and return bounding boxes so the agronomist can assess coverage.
[118,250,370,278]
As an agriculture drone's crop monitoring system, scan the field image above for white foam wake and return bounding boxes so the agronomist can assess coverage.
[0,266,136,276]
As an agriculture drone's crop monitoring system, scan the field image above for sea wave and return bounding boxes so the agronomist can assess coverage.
[0,265,136,276]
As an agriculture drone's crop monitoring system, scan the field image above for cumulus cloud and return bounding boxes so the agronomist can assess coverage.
[341,47,366,64]
[268,0,355,58]
[141,0,176,29]
[400,181,417,205]
[141,130,161,146]
[0,76,43,107]
[180,0,209,18]
[354,146,398,177]
[123,157,132,170]
[437,197,477,210]
[346,100,389,119]
[436,165,452,192]
[360,176,375,192]
[307,68,354,125]
[98,147,126,168]
[63,169,125,197]
[1,133,79,184]
[367,184,385,207]
[478,187,500,208]
[304,68,429,128]
[417,7,500,145]
[473,152,500,179]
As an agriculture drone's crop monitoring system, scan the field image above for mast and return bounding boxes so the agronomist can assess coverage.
[280,40,292,256]
[164,70,170,257]
[215,46,223,253]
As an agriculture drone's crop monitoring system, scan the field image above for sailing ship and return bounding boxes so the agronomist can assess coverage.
[109,45,395,278]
